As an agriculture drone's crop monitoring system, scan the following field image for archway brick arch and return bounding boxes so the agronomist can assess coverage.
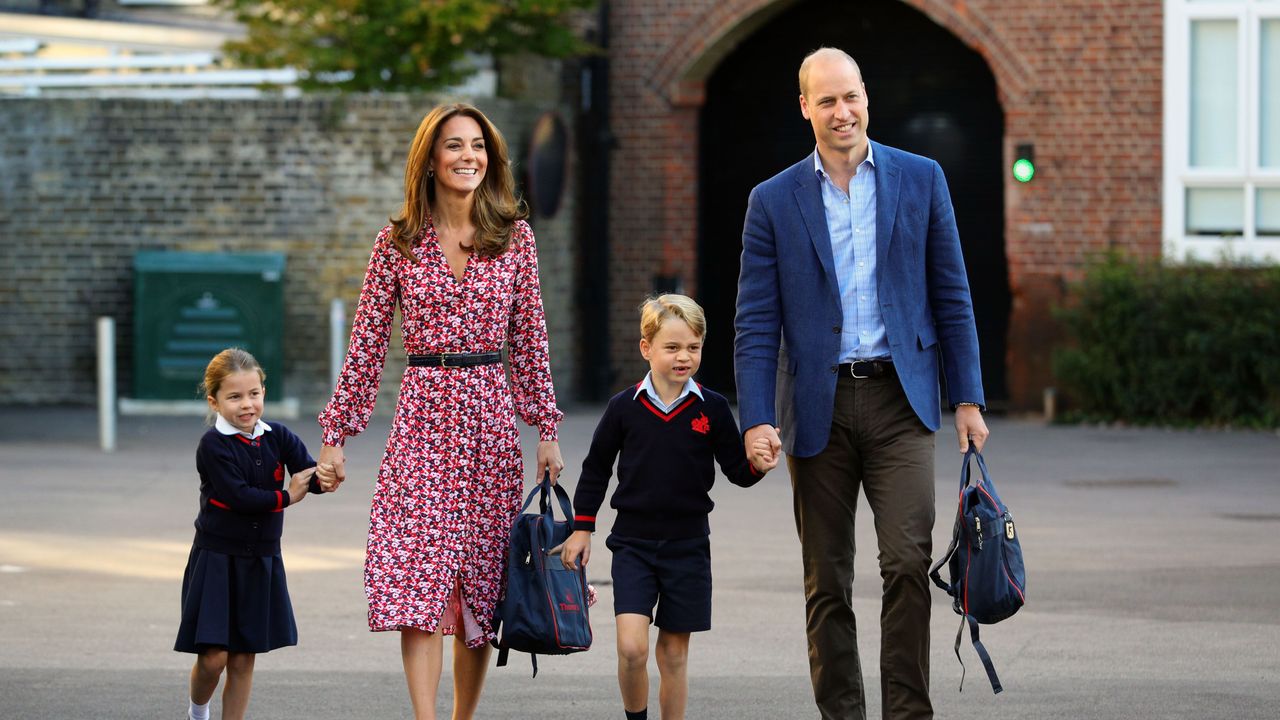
[650,0,1034,109]
[607,0,1164,409]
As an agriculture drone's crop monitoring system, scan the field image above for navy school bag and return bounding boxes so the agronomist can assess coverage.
[492,471,592,676]
[929,447,1026,694]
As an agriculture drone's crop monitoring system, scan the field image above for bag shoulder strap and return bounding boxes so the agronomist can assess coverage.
[953,614,1003,694]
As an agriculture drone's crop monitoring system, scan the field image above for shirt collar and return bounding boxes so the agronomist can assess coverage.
[214,415,271,439]
[813,141,876,179]
[633,372,703,404]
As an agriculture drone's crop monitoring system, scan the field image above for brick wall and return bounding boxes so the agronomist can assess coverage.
[608,0,1164,408]
[0,95,579,411]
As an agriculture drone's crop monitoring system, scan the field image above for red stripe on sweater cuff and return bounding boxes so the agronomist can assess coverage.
[209,498,230,510]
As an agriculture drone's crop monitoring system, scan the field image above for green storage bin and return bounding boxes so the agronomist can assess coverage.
[133,251,285,400]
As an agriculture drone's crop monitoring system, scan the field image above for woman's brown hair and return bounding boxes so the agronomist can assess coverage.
[389,103,528,259]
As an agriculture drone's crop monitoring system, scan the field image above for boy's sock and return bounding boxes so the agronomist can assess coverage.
[624,709,647,720]
[188,698,210,720]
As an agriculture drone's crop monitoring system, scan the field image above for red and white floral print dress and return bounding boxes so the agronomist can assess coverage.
[319,219,562,647]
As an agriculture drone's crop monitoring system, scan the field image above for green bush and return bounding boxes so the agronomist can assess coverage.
[1053,253,1280,428]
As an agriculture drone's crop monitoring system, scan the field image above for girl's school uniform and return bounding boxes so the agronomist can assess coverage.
[174,417,320,655]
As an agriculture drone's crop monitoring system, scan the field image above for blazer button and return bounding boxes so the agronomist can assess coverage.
[830,365,838,374]
[832,326,841,334]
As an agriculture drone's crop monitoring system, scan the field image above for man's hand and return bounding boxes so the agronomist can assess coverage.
[744,424,782,467]
[316,445,346,491]
[955,405,989,453]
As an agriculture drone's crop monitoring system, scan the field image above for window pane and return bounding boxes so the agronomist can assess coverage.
[1186,188,1244,236]
[1262,20,1280,168]
[1259,189,1280,236]
[1190,20,1238,168]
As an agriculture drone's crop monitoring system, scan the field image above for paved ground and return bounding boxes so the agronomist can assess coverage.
[1,405,1278,719]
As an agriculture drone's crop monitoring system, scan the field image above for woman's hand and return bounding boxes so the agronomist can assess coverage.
[536,440,565,485]
[316,445,346,492]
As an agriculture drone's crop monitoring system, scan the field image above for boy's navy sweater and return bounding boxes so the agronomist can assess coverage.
[192,422,320,557]
[572,382,763,540]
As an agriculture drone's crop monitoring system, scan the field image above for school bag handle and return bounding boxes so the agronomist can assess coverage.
[517,470,575,549]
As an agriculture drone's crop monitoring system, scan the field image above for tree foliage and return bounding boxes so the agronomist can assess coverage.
[214,0,595,91]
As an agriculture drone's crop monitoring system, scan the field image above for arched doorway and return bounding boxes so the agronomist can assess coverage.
[696,0,1010,404]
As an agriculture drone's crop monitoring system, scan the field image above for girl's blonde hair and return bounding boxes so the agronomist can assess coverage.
[639,294,707,342]
[389,102,528,260]
[200,347,265,400]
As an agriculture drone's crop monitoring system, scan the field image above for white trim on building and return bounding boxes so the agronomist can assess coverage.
[1165,0,1280,263]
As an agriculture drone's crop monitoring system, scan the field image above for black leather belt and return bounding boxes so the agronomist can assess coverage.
[838,359,894,378]
[407,352,502,368]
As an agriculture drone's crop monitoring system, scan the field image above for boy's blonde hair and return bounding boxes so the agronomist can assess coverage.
[639,294,707,342]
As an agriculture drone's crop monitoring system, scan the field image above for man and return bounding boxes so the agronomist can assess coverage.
[734,47,989,719]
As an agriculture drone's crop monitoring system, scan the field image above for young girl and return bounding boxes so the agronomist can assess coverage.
[174,348,324,720]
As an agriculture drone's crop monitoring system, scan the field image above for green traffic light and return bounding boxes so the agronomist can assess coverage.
[1013,157,1035,183]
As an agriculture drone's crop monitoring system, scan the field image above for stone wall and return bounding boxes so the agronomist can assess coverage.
[0,95,579,411]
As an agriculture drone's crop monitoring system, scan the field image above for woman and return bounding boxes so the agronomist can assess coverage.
[316,103,564,720]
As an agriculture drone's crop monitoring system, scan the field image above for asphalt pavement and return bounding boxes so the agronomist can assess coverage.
[1,405,1278,719]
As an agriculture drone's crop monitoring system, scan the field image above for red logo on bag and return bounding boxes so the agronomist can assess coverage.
[691,413,710,435]
[558,590,580,612]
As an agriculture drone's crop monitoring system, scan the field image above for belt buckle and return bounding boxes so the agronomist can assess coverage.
[850,361,871,379]
[439,354,453,368]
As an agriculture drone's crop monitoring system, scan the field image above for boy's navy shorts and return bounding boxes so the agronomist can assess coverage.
[606,533,711,632]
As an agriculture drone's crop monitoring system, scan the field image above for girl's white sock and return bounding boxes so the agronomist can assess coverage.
[188,698,210,720]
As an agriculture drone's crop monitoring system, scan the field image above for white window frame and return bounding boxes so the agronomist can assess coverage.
[1164,0,1280,263]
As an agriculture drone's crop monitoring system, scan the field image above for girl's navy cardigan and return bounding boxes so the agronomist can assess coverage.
[191,422,320,557]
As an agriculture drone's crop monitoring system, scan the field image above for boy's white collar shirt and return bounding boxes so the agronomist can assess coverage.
[634,372,704,413]
[214,415,272,439]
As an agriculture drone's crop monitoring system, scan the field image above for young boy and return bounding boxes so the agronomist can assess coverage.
[559,294,778,720]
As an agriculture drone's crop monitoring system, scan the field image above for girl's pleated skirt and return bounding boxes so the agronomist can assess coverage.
[174,544,298,654]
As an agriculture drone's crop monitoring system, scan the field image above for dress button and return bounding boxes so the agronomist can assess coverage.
[255,460,262,466]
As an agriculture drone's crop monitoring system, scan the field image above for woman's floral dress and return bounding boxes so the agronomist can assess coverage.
[319,219,562,647]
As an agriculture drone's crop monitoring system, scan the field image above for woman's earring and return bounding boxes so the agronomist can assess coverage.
[427,167,434,178]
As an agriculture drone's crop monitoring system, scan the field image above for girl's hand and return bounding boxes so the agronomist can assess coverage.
[288,467,316,505]
[536,440,565,485]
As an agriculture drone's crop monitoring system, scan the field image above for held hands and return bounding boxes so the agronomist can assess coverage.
[553,529,592,570]
[536,440,565,485]
[745,424,783,473]
[749,436,780,473]
[955,405,990,453]
[316,445,346,492]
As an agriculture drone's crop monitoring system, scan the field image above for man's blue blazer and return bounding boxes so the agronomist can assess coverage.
[734,142,985,458]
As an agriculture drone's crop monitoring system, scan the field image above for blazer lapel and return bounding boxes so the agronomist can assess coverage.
[873,141,901,271]
[793,156,838,284]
